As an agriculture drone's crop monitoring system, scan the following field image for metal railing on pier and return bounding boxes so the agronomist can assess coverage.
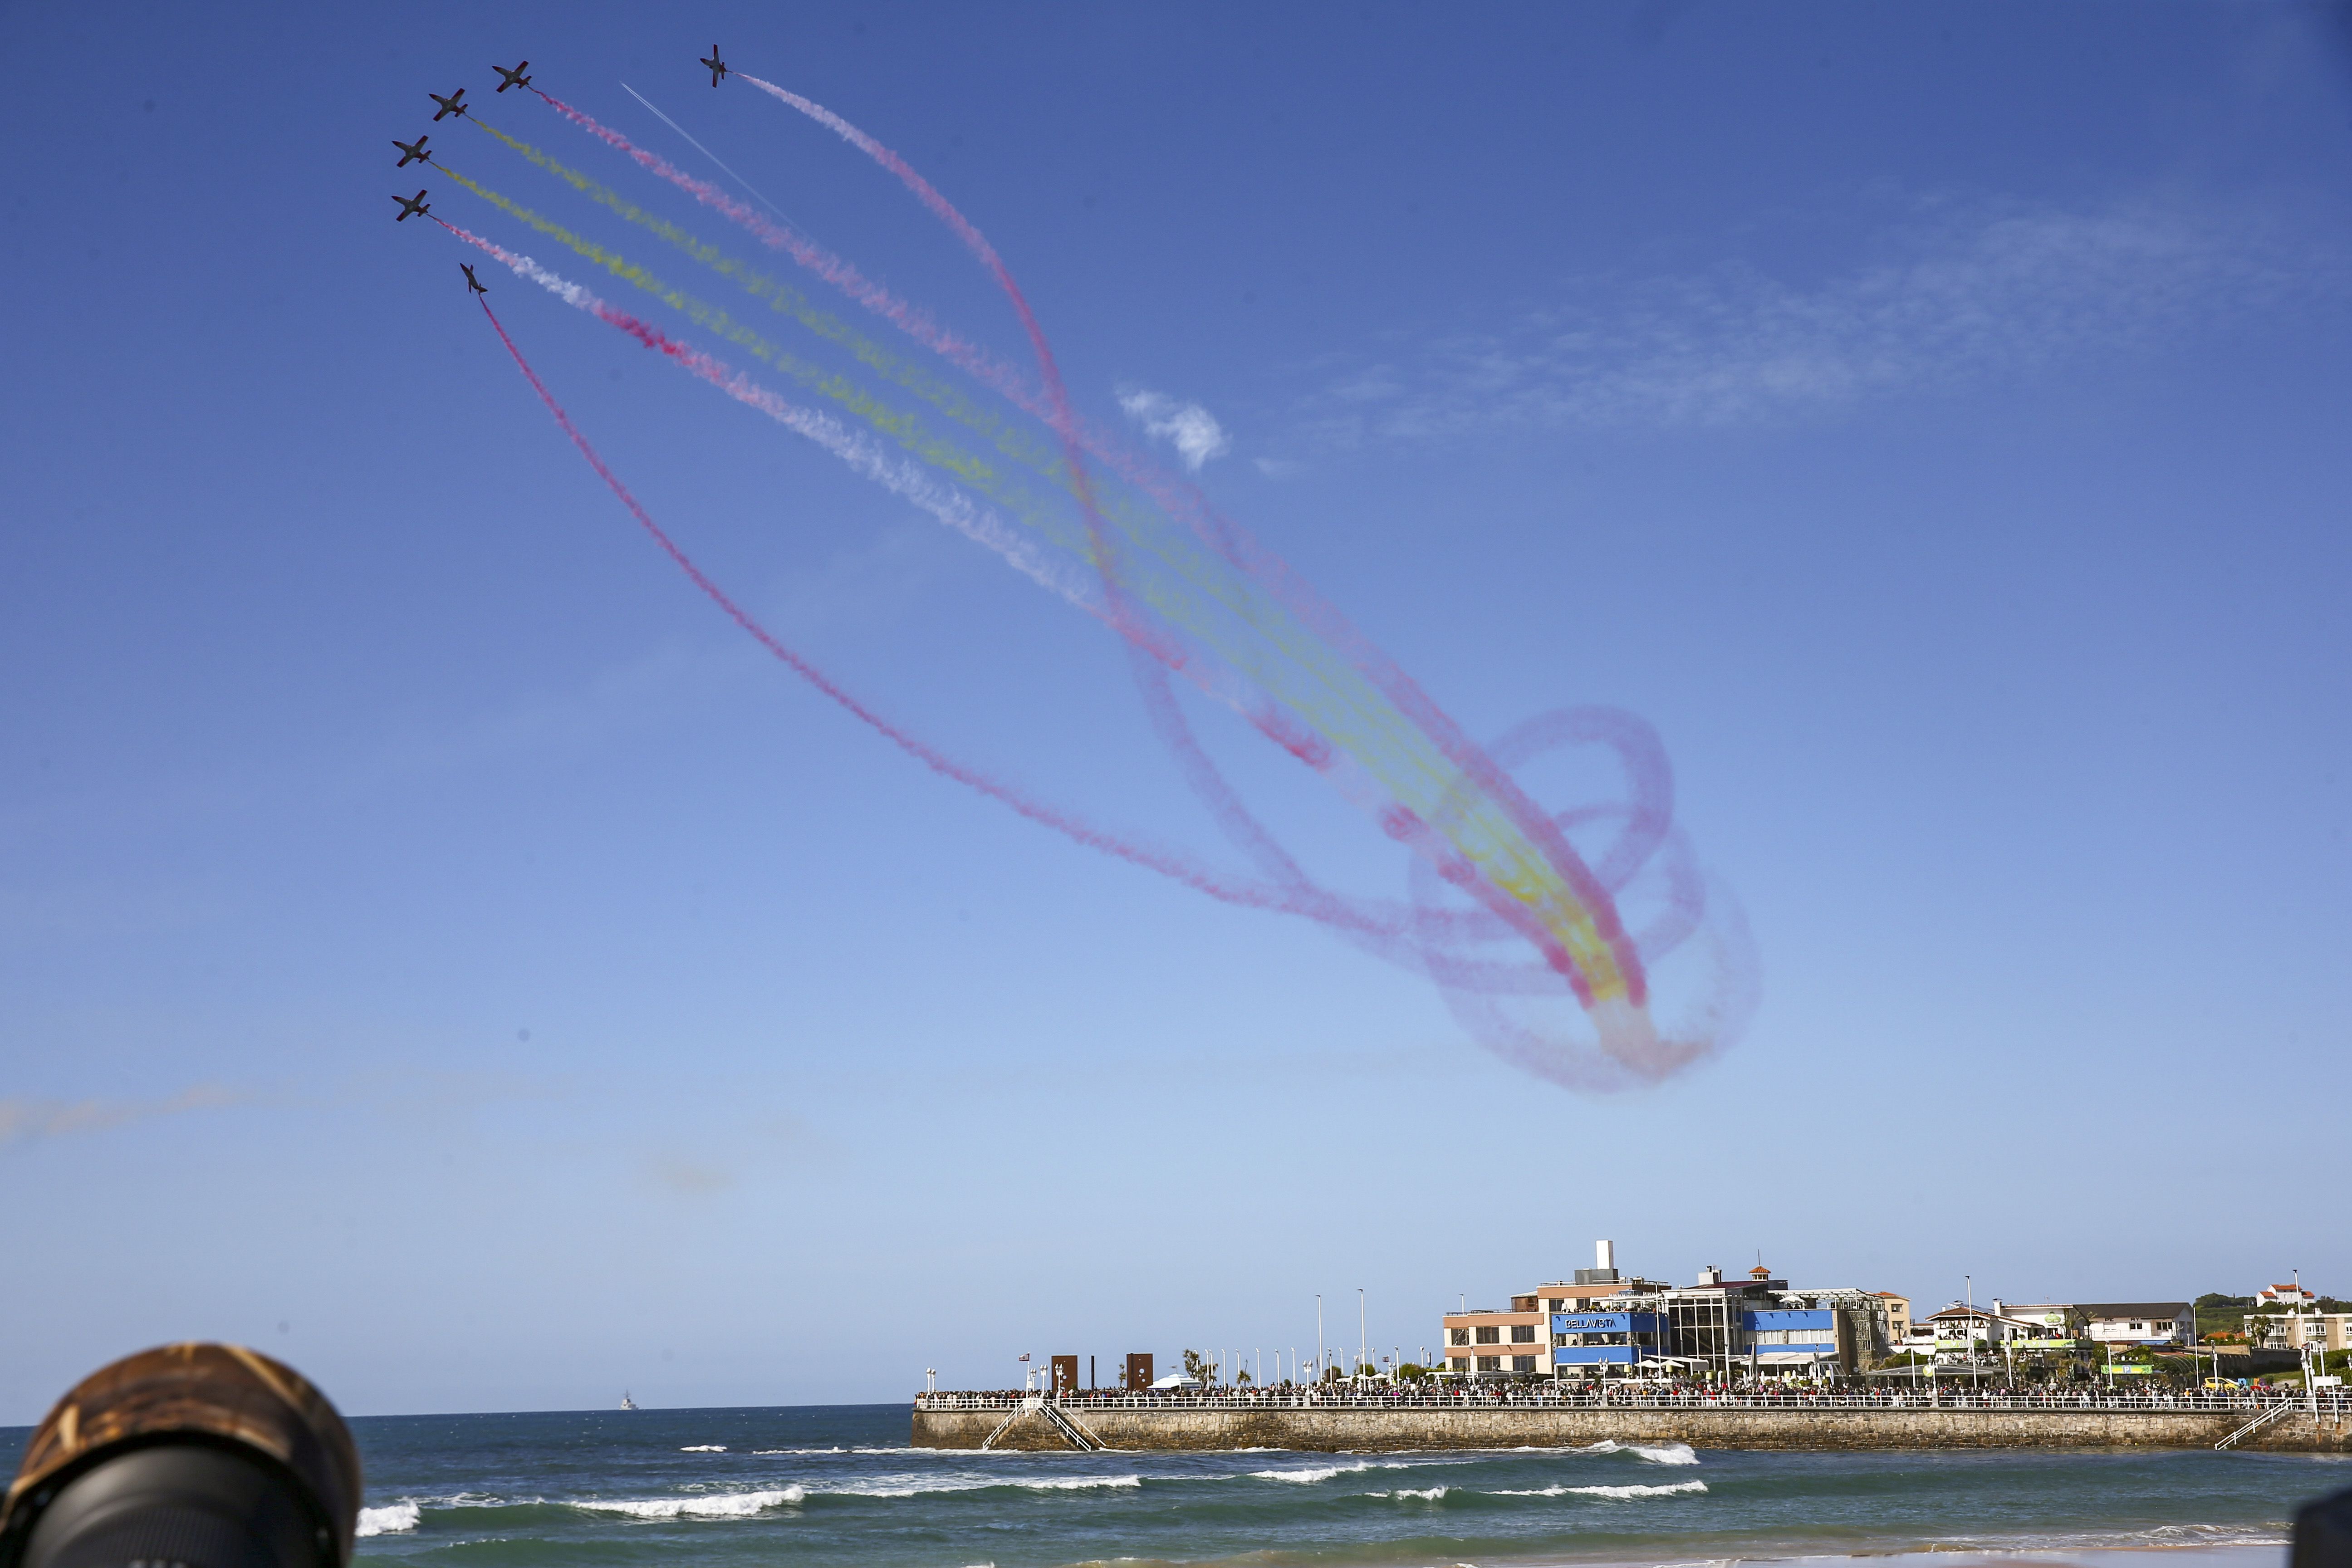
[916,1388,2350,1417]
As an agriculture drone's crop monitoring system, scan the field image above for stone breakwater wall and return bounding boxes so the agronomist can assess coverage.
[913,1405,2352,1455]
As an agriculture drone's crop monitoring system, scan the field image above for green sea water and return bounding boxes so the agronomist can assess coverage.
[11,1404,2347,1568]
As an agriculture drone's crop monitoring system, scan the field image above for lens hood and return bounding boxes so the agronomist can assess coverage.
[0,1345,361,1568]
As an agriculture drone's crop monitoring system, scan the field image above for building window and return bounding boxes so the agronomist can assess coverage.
[1510,1325,1536,1343]
[1512,1356,1536,1372]
[1475,1327,1500,1344]
[1448,1357,1469,1371]
[1476,1356,1500,1372]
[1450,1328,1470,1346]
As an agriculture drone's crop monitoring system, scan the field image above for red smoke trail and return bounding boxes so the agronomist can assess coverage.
[441,216,1503,962]
[724,75,1479,980]
[516,91,1250,585]
[467,291,1479,949]
[528,84,1165,667]
[525,89,1034,411]
[469,100,1744,1067]
[514,89,1400,938]
[517,79,1634,1001]
[731,77,1647,1006]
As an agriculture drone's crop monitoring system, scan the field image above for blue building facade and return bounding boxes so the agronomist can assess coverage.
[1549,1310,1668,1366]
[1544,1284,1869,1379]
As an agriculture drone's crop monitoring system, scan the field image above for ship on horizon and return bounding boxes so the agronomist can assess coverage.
[620,1391,637,1411]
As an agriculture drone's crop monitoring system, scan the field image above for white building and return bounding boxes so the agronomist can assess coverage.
[2256,1283,2319,1308]
[1924,1303,2051,1351]
[2077,1302,2195,1347]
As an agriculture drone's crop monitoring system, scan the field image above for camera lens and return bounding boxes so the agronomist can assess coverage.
[0,1346,359,1568]
[19,1445,323,1568]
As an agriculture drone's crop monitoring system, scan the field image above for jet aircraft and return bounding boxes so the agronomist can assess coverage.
[701,45,728,86]
[392,134,432,168]
[392,189,431,222]
[429,87,469,121]
[461,263,488,295]
[494,61,532,93]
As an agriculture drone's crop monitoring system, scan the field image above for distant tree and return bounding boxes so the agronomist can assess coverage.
[1182,1349,1213,1387]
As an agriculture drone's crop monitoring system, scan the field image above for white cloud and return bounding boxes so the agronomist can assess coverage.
[1292,193,2347,442]
[1117,387,1232,470]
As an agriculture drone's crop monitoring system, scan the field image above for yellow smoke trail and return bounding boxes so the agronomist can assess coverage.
[470,117,1058,480]
[437,162,1103,547]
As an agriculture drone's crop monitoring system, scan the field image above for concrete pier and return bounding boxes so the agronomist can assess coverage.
[913,1400,2352,1455]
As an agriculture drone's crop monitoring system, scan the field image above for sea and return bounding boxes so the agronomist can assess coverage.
[13,1404,2350,1568]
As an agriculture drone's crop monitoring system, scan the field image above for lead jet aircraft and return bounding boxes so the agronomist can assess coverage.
[392,134,432,168]
[701,45,728,86]
[461,263,489,295]
[494,61,532,93]
[429,86,469,121]
[392,189,431,222]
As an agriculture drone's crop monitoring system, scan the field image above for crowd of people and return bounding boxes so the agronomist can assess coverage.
[924,1375,2339,1411]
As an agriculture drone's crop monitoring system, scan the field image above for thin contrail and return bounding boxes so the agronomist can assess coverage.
[617,80,808,238]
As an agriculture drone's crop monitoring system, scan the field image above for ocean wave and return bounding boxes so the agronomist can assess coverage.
[1250,1462,1375,1483]
[1492,1480,1709,1499]
[1380,1486,1449,1501]
[355,1504,420,1537]
[680,1445,728,1452]
[827,1475,1143,1499]
[1015,1475,1143,1492]
[751,1447,845,1455]
[1245,1459,1448,1484]
[1584,1439,1701,1465]
[573,1487,806,1519]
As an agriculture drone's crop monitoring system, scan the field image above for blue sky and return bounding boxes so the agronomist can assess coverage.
[4,0,2349,1421]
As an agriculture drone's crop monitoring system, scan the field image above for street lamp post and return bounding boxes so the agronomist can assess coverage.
[1965,1275,1976,1385]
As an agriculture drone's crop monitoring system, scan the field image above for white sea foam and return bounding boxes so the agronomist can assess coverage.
[1247,1458,1458,1483]
[355,1504,420,1537]
[1014,1475,1142,1492]
[1381,1486,1449,1500]
[573,1487,806,1519]
[1251,1461,1373,1483]
[1492,1480,1709,1499]
[680,1445,728,1452]
[751,1447,845,1455]
[820,1474,1142,1499]
[1584,1439,1701,1465]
